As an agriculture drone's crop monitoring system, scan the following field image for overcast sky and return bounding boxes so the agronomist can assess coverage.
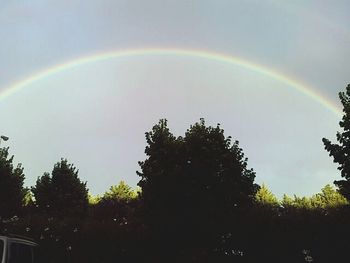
[0,0,349,197]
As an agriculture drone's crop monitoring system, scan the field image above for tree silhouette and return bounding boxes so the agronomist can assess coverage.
[137,119,259,256]
[323,84,350,200]
[0,147,26,218]
[32,159,89,217]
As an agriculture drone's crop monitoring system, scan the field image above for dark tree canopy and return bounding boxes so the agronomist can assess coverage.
[323,84,350,199]
[138,119,258,207]
[0,147,26,218]
[137,119,178,212]
[32,159,89,217]
[3,115,350,262]
[137,119,259,249]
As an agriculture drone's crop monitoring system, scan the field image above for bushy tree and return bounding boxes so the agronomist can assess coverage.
[0,147,26,218]
[93,181,139,222]
[280,185,348,210]
[281,194,294,209]
[138,119,258,208]
[88,193,101,205]
[292,195,313,209]
[137,119,259,253]
[32,159,89,217]
[323,84,350,199]
[310,184,348,208]
[255,184,279,206]
[103,181,138,201]
[32,173,51,212]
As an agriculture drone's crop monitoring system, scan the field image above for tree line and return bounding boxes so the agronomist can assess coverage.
[1,84,350,262]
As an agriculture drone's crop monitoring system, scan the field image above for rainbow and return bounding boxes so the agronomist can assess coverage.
[0,48,342,117]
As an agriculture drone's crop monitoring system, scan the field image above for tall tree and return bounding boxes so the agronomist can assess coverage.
[323,84,350,199]
[137,119,259,254]
[138,119,258,210]
[137,119,178,212]
[32,159,89,217]
[0,147,26,218]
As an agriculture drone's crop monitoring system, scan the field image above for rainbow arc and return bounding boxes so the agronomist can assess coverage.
[0,48,342,117]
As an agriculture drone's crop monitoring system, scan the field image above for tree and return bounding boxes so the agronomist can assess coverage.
[323,84,350,200]
[281,194,294,209]
[88,193,101,205]
[92,181,139,222]
[280,185,348,210]
[292,195,312,209]
[255,184,279,206]
[137,119,259,254]
[138,119,258,209]
[137,119,178,212]
[0,147,26,218]
[103,181,138,201]
[32,159,89,217]
[310,184,348,208]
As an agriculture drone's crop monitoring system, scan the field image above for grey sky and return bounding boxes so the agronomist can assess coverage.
[0,0,349,197]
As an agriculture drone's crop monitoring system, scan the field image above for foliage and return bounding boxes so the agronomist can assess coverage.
[31,159,89,217]
[103,181,138,201]
[138,118,258,207]
[0,147,26,218]
[91,181,139,223]
[292,195,313,209]
[323,84,350,199]
[137,119,259,253]
[255,183,279,206]
[3,111,350,261]
[88,193,101,205]
[310,184,348,208]
[24,191,34,206]
[280,185,348,210]
[281,194,294,208]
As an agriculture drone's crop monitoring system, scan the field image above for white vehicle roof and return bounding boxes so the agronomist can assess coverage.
[0,236,37,246]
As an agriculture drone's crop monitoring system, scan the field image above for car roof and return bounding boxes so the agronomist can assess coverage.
[0,236,37,246]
